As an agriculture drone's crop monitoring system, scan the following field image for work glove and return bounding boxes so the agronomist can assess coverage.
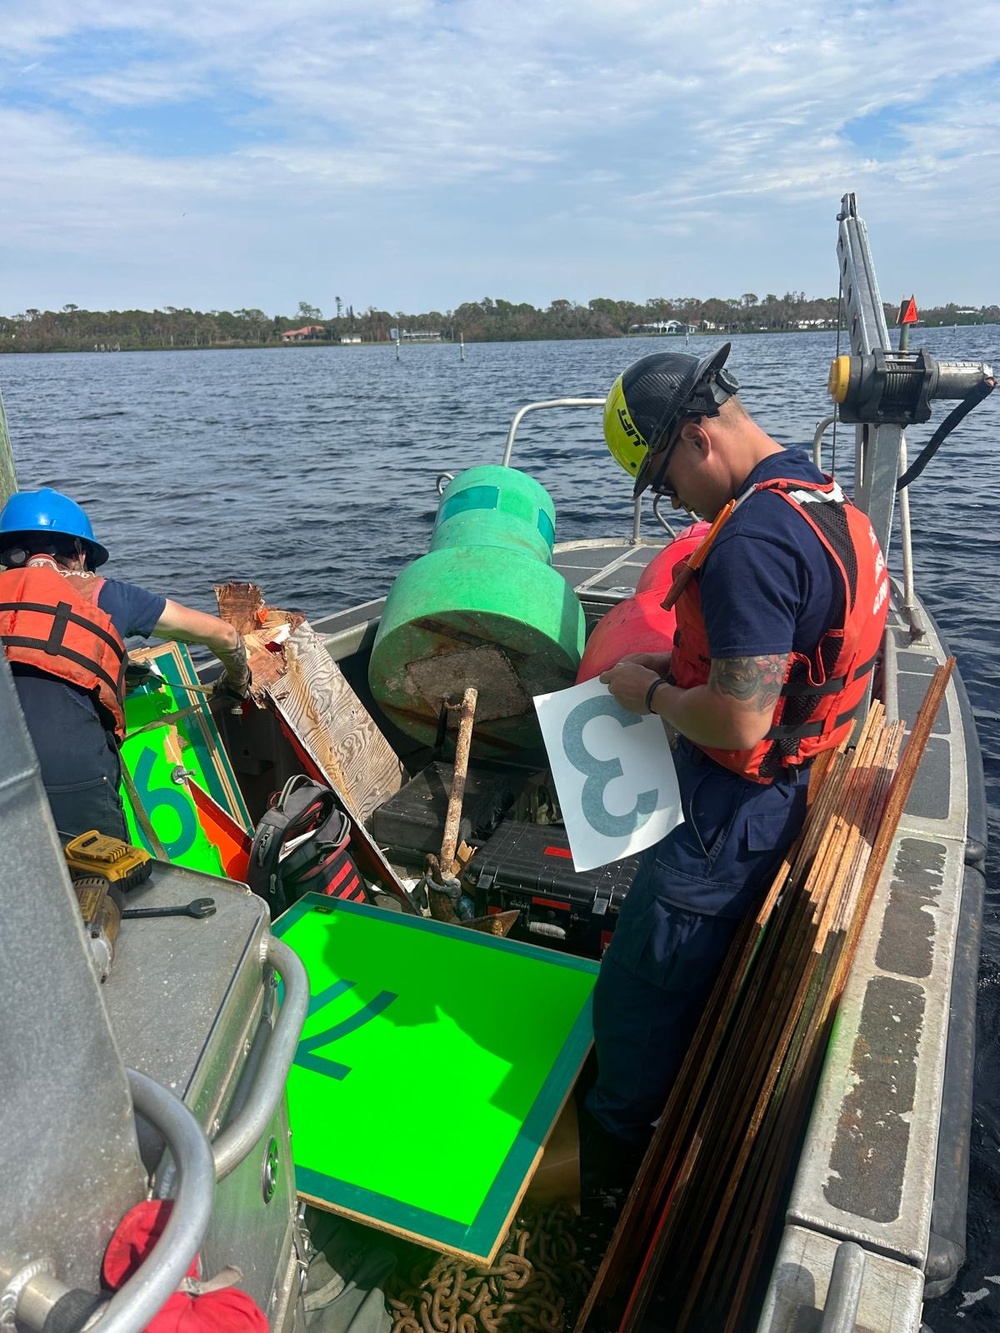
[124,658,164,691]
[210,667,253,707]
[210,635,252,708]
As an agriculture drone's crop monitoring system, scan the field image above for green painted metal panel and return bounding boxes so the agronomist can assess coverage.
[134,644,251,829]
[121,695,225,873]
[120,642,252,870]
[273,896,598,1260]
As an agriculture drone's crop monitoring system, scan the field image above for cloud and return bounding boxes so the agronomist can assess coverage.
[1,0,999,311]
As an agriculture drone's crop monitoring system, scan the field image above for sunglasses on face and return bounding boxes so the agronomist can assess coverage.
[646,415,700,497]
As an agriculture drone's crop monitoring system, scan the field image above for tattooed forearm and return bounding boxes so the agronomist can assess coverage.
[708,654,789,710]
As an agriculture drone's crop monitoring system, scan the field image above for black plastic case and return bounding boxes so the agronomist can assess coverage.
[370,761,520,867]
[468,820,639,958]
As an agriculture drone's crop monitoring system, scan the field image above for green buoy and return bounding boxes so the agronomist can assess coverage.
[369,466,585,757]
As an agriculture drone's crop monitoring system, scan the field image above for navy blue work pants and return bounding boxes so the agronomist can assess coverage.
[585,741,810,1148]
[12,672,129,842]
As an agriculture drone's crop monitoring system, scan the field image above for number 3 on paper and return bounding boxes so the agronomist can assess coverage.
[562,694,657,837]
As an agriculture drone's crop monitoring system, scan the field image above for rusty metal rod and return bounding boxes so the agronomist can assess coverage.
[439,687,478,876]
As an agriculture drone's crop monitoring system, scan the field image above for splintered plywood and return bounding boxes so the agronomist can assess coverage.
[267,620,404,823]
[273,896,598,1262]
[214,583,403,824]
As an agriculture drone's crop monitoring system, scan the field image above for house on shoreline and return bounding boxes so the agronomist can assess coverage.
[281,324,326,342]
[629,319,699,335]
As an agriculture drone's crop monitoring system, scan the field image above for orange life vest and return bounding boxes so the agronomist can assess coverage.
[0,563,128,738]
[670,475,889,783]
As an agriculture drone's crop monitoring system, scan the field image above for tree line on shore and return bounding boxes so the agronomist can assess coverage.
[2,293,996,353]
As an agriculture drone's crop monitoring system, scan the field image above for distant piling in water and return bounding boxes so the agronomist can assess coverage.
[0,388,16,506]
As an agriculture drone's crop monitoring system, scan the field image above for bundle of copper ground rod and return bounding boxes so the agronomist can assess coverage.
[575,661,954,1333]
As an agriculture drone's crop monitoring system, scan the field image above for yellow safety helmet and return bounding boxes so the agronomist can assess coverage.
[603,374,649,478]
[603,344,738,495]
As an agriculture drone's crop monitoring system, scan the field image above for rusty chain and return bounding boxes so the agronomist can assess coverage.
[387,1203,595,1333]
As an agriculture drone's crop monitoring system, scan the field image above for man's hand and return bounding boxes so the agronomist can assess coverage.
[599,651,791,749]
[618,651,673,676]
[124,658,162,691]
[599,660,665,715]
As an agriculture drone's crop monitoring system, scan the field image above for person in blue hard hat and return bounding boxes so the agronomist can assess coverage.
[0,487,252,843]
[579,345,889,1203]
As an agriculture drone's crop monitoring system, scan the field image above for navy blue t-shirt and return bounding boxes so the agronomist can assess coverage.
[97,578,166,641]
[697,449,843,662]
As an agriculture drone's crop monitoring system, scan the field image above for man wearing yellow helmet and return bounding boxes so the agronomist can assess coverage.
[581,345,888,1201]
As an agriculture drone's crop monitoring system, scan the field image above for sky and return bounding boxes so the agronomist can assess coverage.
[2,0,999,318]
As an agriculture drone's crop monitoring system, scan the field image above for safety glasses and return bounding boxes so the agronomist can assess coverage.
[642,415,695,499]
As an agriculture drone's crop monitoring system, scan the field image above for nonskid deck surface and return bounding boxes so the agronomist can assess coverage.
[551,539,662,601]
[761,596,978,1329]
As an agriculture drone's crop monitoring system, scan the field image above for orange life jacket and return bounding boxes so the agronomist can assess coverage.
[670,475,889,783]
[0,563,128,738]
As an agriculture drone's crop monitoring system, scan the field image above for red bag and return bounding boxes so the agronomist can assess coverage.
[103,1200,268,1332]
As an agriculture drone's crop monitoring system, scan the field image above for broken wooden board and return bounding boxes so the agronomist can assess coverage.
[271,619,405,823]
[215,582,404,826]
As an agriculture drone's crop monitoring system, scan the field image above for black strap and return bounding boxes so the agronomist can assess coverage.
[247,777,347,917]
[279,809,351,882]
[766,700,861,741]
[778,647,880,699]
[271,775,337,833]
[896,378,996,491]
[780,672,846,700]
[1,595,126,697]
[0,599,126,654]
[1,634,123,694]
[46,601,72,654]
[247,807,291,916]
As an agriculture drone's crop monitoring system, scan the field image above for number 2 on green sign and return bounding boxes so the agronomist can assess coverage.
[296,978,398,1080]
[562,694,658,837]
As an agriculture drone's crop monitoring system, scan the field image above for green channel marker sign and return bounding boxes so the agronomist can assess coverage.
[273,895,599,1261]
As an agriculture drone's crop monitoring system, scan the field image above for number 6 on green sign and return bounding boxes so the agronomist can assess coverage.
[562,694,658,837]
[131,744,199,858]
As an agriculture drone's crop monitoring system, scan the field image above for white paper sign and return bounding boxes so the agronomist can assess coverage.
[533,677,684,873]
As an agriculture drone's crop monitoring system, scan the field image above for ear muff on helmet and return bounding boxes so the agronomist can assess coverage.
[0,542,26,566]
[0,487,109,567]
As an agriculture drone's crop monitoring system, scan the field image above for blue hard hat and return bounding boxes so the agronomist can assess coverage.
[0,488,110,567]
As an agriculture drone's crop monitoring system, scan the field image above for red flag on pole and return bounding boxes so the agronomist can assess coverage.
[897,295,918,325]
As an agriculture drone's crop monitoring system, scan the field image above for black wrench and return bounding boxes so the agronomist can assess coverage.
[121,897,217,920]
